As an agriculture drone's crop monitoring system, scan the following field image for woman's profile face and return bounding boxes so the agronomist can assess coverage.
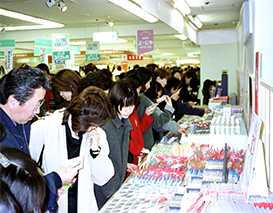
[118,105,135,119]
[60,91,72,101]
[185,77,192,84]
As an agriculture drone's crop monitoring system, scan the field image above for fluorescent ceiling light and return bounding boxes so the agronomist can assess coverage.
[162,53,172,56]
[108,0,158,23]
[174,34,187,40]
[0,8,64,31]
[174,0,191,15]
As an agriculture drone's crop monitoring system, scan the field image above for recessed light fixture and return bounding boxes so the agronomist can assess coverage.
[58,0,68,12]
[45,0,56,8]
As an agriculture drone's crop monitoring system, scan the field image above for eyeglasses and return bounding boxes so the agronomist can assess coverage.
[25,99,45,111]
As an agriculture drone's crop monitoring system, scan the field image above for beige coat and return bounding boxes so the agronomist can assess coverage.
[29,110,114,213]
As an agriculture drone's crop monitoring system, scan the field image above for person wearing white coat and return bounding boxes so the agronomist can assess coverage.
[29,86,115,213]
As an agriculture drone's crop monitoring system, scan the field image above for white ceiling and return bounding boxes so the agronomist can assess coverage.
[0,0,245,65]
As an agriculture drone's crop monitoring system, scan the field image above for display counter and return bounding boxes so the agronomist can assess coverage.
[99,114,272,213]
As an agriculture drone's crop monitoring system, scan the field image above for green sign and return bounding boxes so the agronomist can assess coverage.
[35,38,52,48]
[34,49,52,56]
[86,54,100,61]
[30,58,40,63]
[53,51,70,60]
[0,51,4,57]
[70,46,80,54]
[0,40,15,48]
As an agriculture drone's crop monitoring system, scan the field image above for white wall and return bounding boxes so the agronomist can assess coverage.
[198,30,238,104]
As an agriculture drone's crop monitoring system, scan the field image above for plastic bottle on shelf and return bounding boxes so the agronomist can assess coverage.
[231,120,236,135]
[215,119,220,135]
[221,118,225,135]
[210,119,215,135]
[235,119,241,135]
[226,119,231,135]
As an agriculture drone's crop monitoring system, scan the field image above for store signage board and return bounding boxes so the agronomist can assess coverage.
[241,113,262,201]
[52,60,66,71]
[4,49,13,71]
[136,30,154,55]
[0,51,4,57]
[52,51,70,60]
[70,46,81,54]
[34,49,52,56]
[86,41,100,62]
[0,39,15,49]
[35,38,52,48]
[52,33,70,60]
[127,55,143,60]
[249,139,268,197]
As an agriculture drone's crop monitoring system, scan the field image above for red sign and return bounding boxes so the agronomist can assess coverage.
[127,55,143,60]
[137,30,154,55]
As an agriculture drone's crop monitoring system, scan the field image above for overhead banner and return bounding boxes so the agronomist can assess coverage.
[52,33,70,60]
[136,30,154,55]
[4,49,13,72]
[86,41,100,61]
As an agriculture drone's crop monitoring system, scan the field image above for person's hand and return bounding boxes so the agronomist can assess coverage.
[141,148,150,154]
[57,187,66,196]
[177,128,187,135]
[188,101,197,106]
[170,92,179,101]
[170,88,181,101]
[163,95,173,107]
[204,108,212,114]
[88,129,100,150]
[145,103,158,116]
[55,165,78,185]
[126,163,139,173]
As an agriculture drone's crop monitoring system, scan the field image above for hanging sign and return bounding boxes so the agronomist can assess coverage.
[52,60,66,71]
[0,39,15,49]
[52,33,70,60]
[35,38,52,48]
[136,30,154,55]
[4,49,13,72]
[86,41,100,61]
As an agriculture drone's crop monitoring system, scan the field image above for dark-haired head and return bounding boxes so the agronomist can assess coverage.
[84,63,97,75]
[77,72,113,94]
[134,67,154,91]
[36,63,50,76]
[125,74,144,93]
[0,146,46,213]
[108,80,138,116]
[0,64,50,105]
[62,86,114,135]
[99,69,113,79]
[51,69,81,102]
[145,81,165,102]
[165,77,181,92]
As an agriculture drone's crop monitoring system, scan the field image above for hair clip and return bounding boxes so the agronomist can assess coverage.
[0,152,11,168]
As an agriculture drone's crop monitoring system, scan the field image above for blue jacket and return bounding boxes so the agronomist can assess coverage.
[164,89,204,121]
[0,107,61,213]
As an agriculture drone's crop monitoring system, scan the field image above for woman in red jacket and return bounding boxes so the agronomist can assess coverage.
[126,74,157,165]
